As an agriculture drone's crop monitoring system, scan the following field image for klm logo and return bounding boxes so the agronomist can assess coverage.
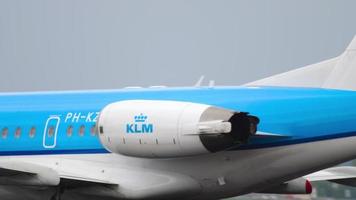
[126,114,153,134]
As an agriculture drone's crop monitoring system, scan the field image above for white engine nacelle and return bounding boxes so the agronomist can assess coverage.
[97,100,258,158]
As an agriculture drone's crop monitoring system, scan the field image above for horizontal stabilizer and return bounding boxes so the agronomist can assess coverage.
[305,166,356,187]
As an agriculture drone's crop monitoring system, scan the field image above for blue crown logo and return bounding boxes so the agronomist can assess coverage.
[134,114,147,123]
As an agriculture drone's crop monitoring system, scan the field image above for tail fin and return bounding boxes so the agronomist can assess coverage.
[323,36,356,90]
[246,36,356,91]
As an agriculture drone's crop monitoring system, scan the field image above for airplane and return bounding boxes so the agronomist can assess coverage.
[0,36,356,200]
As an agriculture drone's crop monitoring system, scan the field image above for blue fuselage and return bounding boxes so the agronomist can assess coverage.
[1,86,356,155]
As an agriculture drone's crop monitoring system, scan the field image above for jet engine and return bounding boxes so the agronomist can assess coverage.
[97,100,258,158]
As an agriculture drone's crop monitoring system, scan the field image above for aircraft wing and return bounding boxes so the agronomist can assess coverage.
[0,158,200,199]
[305,166,356,187]
[0,160,61,186]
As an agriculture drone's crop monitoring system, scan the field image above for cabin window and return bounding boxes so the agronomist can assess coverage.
[79,125,85,136]
[29,127,36,138]
[2,128,8,139]
[67,125,73,137]
[48,126,54,137]
[90,125,97,136]
[15,127,21,138]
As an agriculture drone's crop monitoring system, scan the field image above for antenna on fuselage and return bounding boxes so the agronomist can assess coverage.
[208,80,215,88]
[194,76,205,87]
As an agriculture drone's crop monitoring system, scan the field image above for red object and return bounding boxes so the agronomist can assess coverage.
[305,180,313,194]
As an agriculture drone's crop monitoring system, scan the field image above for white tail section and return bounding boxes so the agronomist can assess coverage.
[246,36,356,91]
[323,36,356,90]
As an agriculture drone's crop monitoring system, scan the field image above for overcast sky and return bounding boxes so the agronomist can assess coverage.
[0,0,355,92]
